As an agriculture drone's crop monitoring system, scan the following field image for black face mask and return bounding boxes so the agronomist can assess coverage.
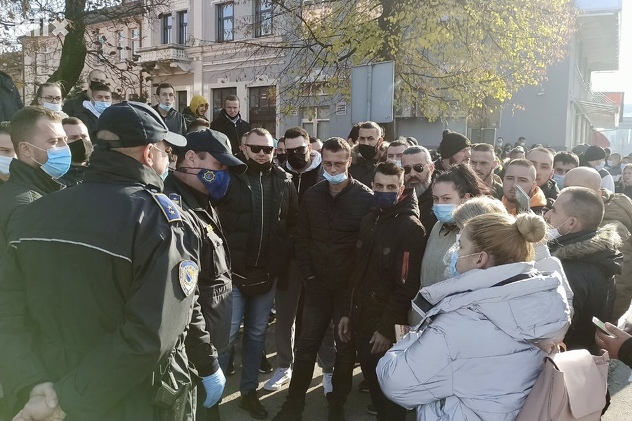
[358,144,377,160]
[248,158,273,172]
[68,139,93,163]
[276,153,287,166]
[287,152,309,170]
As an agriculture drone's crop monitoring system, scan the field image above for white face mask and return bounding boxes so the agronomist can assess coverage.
[42,102,63,113]
[0,155,12,177]
[547,218,571,240]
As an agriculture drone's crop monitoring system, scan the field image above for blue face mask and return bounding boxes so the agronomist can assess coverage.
[159,166,169,181]
[594,163,605,171]
[433,203,457,224]
[553,174,565,189]
[29,144,71,179]
[158,103,172,112]
[449,250,460,278]
[94,101,111,114]
[374,191,399,209]
[323,169,347,185]
[197,169,231,201]
[0,155,12,177]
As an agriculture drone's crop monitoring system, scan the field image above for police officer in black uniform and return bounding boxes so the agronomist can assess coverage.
[0,101,225,421]
[164,128,246,421]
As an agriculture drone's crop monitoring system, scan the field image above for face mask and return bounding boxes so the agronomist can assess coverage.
[374,191,399,209]
[29,144,72,179]
[248,158,273,172]
[159,166,169,181]
[68,140,90,163]
[395,160,402,168]
[197,169,231,201]
[547,218,571,240]
[449,250,481,278]
[0,155,12,177]
[358,144,377,160]
[276,153,287,166]
[42,102,62,113]
[93,101,111,114]
[553,174,565,189]
[433,203,457,224]
[287,153,308,169]
[323,169,347,185]
[594,162,605,171]
[158,103,172,112]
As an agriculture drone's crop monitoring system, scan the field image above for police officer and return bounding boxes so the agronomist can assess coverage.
[0,101,224,421]
[164,128,246,421]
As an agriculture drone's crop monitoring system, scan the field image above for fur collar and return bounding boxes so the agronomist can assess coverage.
[551,224,622,261]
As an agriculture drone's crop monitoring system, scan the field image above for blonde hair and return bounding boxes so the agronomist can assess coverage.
[464,213,546,265]
[453,196,507,228]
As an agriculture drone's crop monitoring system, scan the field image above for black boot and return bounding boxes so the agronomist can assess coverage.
[239,390,268,419]
[271,400,303,421]
[327,402,345,421]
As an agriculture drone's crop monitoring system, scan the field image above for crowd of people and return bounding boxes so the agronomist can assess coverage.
[0,71,630,421]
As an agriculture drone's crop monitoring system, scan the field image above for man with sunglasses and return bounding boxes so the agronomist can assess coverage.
[164,129,247,421]
[215,128,298,419]
[401,146,436,232]
[282,127,323,201]
[350,121,385,187]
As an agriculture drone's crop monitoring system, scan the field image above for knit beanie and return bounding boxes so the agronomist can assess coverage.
[583,145,606,162]
[438,130,471,159]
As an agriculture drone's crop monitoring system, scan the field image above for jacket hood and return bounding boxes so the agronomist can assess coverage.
[189,95,208,113]
[414,262,571,345]
[551,224,623,277]
[602,189,632,232]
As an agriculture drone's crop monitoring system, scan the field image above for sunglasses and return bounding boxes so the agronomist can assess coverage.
[247,144,274,154]
[285,146,308,155]
[402,164,426,174]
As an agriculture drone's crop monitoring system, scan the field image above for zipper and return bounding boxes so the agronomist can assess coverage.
[255,171,264,266]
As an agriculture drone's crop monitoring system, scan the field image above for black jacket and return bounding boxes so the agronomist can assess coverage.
[549,225,623,353]
[349,155,378,188]
[153,105,187,135]
[0,159,63,253]
[182,107,209,128]
[283,152,323,203]
[0,71,23,121]
[62,91,89,118]
[76,107,99,138]
[417,186,436,233]
[0,150,217,420]
[215,165,298,288]
[295,178,374,290]
[210,110,251,154]
[347,190,427,341]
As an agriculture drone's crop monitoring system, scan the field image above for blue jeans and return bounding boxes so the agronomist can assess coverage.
[219,281,276,395]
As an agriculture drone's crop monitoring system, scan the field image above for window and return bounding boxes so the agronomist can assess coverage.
[177,11,188,45]
[131,28,140,56]
[255,0,273,38]
[218,3,234,42]
[162,14,173,44]
[177,91,188,113]
[301,107,330,140]
[117,31,125,60]
[212,87,237,119]
[249,86,276,137]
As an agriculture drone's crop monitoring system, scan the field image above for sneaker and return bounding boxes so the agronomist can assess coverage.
[260,352,274,373]
[327,403,345,421]
[322,372,333,396]
[358,379,369,393]
[366,404,377,416]
[271,402,303,421]
[239,390,268,420]
[264,367,292,391]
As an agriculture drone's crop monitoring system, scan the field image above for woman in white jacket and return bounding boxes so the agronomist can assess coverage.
[377,213,571,421]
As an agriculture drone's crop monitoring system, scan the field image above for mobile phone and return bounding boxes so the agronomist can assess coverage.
[515,185,530,213]
[592,317,612,335]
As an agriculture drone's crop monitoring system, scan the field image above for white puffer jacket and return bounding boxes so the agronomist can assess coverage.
[377,262,571,421]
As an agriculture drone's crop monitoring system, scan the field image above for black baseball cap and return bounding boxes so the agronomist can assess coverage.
[96,101,186,147]
[179,129,247,173]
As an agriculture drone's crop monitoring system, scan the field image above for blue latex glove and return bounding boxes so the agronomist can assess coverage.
[202,369,226,408]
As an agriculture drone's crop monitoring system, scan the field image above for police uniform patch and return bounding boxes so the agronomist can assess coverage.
[179,260,199,296]
[168,193,182,207]
[151,192,182,223]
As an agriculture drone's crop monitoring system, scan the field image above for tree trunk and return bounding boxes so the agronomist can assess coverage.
[49,0,88,96]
